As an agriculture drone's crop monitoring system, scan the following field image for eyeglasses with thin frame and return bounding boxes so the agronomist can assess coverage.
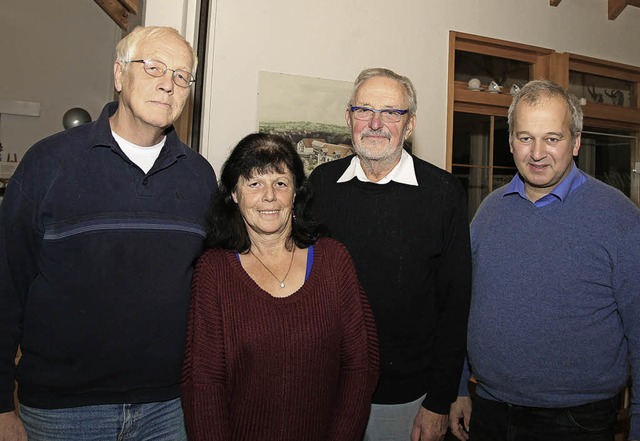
[349,106,409,123]
[128,59,195,88]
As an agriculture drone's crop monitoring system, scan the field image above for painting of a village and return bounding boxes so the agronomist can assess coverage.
[258,71,354,175]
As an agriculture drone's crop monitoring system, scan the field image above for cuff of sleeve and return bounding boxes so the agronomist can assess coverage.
[0,393,16,414]
[421,393,452,415]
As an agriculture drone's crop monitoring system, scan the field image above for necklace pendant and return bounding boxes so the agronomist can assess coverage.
[280,282,285,288]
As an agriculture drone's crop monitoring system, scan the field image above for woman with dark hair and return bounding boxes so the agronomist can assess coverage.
[181,133,379,441]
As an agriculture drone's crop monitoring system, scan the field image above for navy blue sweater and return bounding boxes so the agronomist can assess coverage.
[466,173,640,438]
[0,102,217,411]
[309,156,471,414]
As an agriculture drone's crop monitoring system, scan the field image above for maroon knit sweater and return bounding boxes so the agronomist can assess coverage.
[181,237,379,441]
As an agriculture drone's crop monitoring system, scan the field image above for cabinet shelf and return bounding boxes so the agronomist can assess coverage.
[447,31,640,215]
[582,101,640,129]
[453,81,513,114]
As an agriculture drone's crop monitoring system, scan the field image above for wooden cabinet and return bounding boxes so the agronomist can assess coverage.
[560,53,640,128]
[447,31,640,215]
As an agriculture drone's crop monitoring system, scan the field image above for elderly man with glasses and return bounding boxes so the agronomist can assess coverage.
[309,68,471,441]
[0,26,216,441]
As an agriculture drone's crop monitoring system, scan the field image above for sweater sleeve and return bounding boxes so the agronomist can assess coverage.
[612,223,640,440]
[181,252,231,440]
[0,173,41,412]
[328,241,380,441]
[422,181,472,414]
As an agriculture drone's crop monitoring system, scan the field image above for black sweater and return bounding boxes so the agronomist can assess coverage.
[309,155,471,414]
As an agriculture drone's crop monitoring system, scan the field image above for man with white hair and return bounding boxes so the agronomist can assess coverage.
[0,26,216,440]
[310,67,471,441]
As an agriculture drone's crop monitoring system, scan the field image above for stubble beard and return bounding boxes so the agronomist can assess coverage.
[352,128,407,163]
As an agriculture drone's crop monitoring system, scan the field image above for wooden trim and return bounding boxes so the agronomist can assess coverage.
[550,0,640,20]
[488,116,496,192]
[453,31,554,63]
[583,117,640,132]
[568,53,640,83]
[94,0,129,30]
[455,83,513,107]
[583,103,640,126]
[93,0,138,30]
[547,53,569,86]
[609,0,631,20]
[533,53,551,81]
[453,102,508,118]
[190,0,213,153]
[119,0,138,14]
[609,0,640,19]
[446,31,457,171]
[174,93,194,146]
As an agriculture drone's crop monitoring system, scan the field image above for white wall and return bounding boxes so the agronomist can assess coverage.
[6,1,638,175]
[144,0,200,46]
[1,1,121,161]
[191,0,640,174]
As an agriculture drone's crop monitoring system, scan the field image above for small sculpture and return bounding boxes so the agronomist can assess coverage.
[487,81,502,93]
[604,89,624,106]
[587,85,604,103]
[468,78,481,90]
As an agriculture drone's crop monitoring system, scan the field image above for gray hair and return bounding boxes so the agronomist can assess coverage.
[508,79,583,144]
[348,68,417,115]
[115,26,198,74]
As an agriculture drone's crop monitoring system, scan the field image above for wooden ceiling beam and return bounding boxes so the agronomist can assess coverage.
[608,0,640,19]
[94,0,128,30]
[551,0,640,20]
[118,0,139,14]
[608,0,630,20]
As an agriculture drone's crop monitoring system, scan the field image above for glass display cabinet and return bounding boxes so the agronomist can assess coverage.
[447,31,640,216]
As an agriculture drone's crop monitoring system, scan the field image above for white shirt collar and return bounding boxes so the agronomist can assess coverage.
[337,149,418,186]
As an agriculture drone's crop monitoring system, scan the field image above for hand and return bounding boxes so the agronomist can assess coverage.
[449,396,472,441]
[411,406,448,441]
[0,411,27,441]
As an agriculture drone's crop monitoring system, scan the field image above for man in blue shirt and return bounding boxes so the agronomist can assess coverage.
[450,79,640,441]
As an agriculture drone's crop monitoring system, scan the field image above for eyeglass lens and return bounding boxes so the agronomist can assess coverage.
[140,59,194,87]
[352,107,404,123]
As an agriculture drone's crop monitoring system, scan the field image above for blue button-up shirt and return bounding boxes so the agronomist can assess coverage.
[503,163,587,207]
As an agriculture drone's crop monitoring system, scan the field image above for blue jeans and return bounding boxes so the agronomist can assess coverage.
[363,394,426,441]
[469,395,617,441]
[19,398,187,441]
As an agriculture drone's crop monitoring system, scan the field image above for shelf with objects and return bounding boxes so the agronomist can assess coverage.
[447,31,640,219]
[551,53,640,206]
[447,31,554,219]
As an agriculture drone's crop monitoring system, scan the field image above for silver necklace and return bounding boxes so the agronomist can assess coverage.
[249,247,296,288]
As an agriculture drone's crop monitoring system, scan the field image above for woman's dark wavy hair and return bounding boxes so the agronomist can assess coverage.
[204,133,327,252]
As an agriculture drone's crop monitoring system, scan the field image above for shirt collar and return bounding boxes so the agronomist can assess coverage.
[504,163,586,205]
[337,149,418,186]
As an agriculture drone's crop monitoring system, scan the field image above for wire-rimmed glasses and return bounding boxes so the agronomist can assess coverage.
[128,59,195,88]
